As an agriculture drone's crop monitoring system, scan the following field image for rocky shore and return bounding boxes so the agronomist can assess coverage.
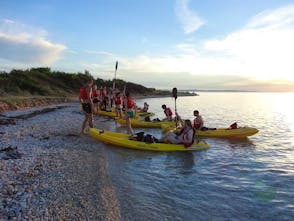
[0,103,121,220]
[0,97,77,113]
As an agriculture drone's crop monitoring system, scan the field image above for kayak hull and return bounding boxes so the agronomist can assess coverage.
[80,104,154,118]
[96,110,155,118]
[116,118,176,128]
[89,128,210,152]
[161,124,258,138]
[198,127,258,137]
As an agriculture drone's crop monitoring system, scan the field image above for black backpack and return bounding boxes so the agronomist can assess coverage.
[143,134,159,143]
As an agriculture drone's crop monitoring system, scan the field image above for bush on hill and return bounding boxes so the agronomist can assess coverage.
[0,67,166,97]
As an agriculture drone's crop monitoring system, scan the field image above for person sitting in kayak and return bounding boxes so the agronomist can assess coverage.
[137,102,149,113]
[123,91,136,135]
[160,113,195,147]
[162,104,173,121]
[193,110,204,130]
[142,102,149,112]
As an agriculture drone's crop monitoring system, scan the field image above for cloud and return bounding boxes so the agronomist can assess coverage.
[247,5,294,29]
[0,19,66,65]
[61,4,294,91]
[84,50,115,57]
[174,0,205,34]
[203,4,294,81]
[115,4,294,86]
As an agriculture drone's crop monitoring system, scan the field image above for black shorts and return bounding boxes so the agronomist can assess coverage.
[93,98,99,103]
[82,103,92,114]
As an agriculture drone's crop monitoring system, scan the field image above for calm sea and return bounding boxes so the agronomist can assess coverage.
[102,92,294,221]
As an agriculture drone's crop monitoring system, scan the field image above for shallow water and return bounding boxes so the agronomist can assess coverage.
[104,92,294,221]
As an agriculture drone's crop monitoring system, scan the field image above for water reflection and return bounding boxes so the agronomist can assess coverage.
[104,93,294,221]
[164,152,195,174]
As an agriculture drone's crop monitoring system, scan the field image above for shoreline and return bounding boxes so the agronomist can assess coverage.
[0,97,77,113]
[0,102,122,220]
[0,93,196,113]
[133,93,197,99]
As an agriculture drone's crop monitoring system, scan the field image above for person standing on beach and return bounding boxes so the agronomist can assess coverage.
[79,79,94,134]
[114,91,122,118]
[91,84,100,113]
[123,91,135,135]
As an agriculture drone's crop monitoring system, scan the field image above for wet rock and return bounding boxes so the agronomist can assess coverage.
[0,146,22,160]
[65,133,79,137]
[41,136,50,140]
[0,118,16,125]
[0,103,113,220]
[1,151,22,160]
[0,145,17,152]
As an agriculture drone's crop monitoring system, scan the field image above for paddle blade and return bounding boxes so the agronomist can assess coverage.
[115,61,118,70]
[172,87,178,99]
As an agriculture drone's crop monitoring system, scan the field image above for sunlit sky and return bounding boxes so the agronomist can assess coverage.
[1,0,294,91]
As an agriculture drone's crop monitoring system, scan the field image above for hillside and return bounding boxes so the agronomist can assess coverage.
[0,67,179,112]
[0,67,169,97]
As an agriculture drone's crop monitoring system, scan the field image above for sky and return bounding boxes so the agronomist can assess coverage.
[1,0,294,91]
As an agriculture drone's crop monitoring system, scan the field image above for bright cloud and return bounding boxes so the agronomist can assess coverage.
[116,4,294,85]
[0,19,66,65]
[84,50,115,57]
[174,0,205,34]
[203,4,294,81]
[53,4,294,91]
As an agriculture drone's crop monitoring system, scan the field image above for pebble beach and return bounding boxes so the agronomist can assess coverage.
[0,102,121,220]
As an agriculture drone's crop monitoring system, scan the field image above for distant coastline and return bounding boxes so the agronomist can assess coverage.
[0,68,194,113]
[179,89,257,93]
[0,92,196,113]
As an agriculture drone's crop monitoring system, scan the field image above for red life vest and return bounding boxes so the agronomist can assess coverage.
[127,97,134,109]
[193,117,202,129]
[102,89,107,97]
[92,89,99,98]
[182,128,196,148]
[168,108,173,116]
[165,107,173,117]
[115,96,122,105]
[80,86,88,100]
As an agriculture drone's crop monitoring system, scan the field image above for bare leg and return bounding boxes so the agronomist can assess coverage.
[81,115,89,134]
[160,132,178,143]
[89,114,93,128]
[126,117,134,135]
[93,103,98,113]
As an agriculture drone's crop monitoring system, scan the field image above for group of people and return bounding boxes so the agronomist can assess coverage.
[161,104,204,129]
[159,104,204,146]
[91,84,120,113]
[79,79,144,135]
[79,79,204,147]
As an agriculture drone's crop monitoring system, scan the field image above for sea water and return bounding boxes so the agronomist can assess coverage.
[103,92,294,221]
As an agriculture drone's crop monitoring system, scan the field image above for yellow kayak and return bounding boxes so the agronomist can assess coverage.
[161,124,258,138]
[96,110,118,117]
[89,128,210,152]
[116,118,176,128]
[97,110,155,118]
[80,105,154,118]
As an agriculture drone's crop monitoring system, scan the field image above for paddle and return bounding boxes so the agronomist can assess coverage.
[112,61,118,90]
[172,87,178,126]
